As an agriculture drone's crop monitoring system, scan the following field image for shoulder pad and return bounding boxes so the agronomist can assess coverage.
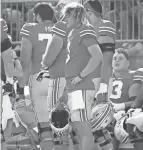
[20,23,37,38]
[52,21,67,37]
[80,24,97,39]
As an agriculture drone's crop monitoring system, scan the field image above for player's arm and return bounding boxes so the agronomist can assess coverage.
[17,23,32,92]
[42,22,66,68]
[125,82,142,110]
[42,34,63,68]
[1,35,23,78]
[98,21,116,85]
[131,83,143,108]
[18,37,32,88]
[79,29,103,78]
[125,42,143,57]
[1,48,23,78]
[130,68,143,108]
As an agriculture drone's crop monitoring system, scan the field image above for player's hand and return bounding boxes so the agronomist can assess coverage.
[112,103,125,112]
[96,93,108,104]
[36,68,50,82]
[2,82,13,94]
[71,76,82,85]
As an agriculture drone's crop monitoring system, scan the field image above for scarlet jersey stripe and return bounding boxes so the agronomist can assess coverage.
[98,20,116,40]
[98,26,116,35]
[20,28,30,36]
[80,29,97,38]
[134,75,143,82]
[3,24,8,32]
[52,26,66,37]
[1,19,8,32]
[133,68,143,83]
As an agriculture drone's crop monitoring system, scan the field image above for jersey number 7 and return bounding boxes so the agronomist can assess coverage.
[38,33,52,50]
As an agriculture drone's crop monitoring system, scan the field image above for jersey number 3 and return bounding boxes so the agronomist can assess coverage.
[110,80,123,99]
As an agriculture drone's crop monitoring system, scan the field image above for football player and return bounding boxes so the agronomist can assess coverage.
[62,2,102,150]
[17,3,55,150]
[41,0,80,149]
[109,49,143,150]
[1,18,23,150]
[84,0,116,102]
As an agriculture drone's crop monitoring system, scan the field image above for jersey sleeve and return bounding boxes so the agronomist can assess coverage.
[20,23,34,41]
[133,68,143,84]
[98,20,116,41]
[1,18,8,41]
[52,21,67,37]
[80,26,97,41]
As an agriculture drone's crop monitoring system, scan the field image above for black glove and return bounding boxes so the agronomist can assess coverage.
[2,82,13,93]
[36,68,50,82]
[16,82,24,95]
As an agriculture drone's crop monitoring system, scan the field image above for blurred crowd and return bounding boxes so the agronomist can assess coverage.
[1,0,143,41]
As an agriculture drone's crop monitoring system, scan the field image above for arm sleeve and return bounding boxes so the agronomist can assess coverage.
[1,18,8,41]
[52,21,67,38]
[20,23,33,42]
[80,25,97,47]
[98,20,116,41]
[133,68,143,84]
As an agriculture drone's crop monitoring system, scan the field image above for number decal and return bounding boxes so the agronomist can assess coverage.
[110,80,123,99]
[38,33,52,50]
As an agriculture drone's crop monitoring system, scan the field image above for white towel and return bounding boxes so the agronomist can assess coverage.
[68,90,85,111]
[2,95,19,130]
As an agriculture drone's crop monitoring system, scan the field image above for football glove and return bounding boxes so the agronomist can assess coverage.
[36,68,50,82]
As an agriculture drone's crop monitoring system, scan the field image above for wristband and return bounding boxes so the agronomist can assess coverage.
[16,83,24,94]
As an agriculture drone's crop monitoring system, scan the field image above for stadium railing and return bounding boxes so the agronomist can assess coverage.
[1,0,143,44]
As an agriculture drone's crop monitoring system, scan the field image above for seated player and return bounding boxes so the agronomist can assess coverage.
[109,48,143,150]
